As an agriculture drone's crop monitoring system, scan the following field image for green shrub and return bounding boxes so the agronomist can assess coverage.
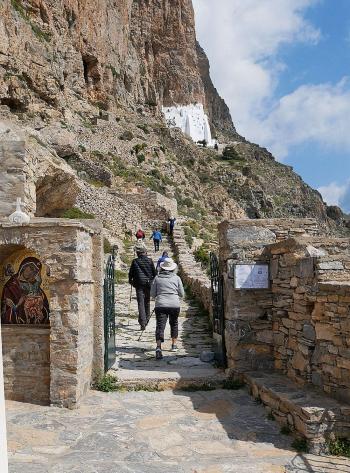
[94,374,119,392]
[291,438,309,453]
[78,144,87,152]
[62,207,95,219]
[184,226,194,248]
[222,379,245,390]
[119,130,134,141]
[194,245,210,269]
[280,425,292,435]
[133,143,147,154]
[30,22,51,42]
[222,146,241,160]
[328,438,350,457]
[137,124,150,134]
[103,238,112,254]
[108,65,120,78]
[137,153,145,165]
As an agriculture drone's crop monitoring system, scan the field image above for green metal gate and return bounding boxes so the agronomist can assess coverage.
[210,252,227,367]
[104,251,116,371]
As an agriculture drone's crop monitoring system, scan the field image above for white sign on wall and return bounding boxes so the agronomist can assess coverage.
[234,264,269,289]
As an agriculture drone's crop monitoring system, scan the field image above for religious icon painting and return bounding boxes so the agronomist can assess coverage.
[1,256,50,325]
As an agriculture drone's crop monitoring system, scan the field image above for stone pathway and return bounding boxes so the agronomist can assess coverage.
[112,233,224,388]
[7,387,350,473]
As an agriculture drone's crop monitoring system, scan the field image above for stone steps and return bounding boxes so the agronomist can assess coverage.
[243,370,350,454]
[112,229,223,389]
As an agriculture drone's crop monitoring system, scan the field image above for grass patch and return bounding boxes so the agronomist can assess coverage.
[62,207,95,219]
[291,438,309,453]
[94,374,119,392]
[194,244,210,270]
[254,395,262,404]
[328,438,350,457]
[180,383,216,392]
[222,379,245,390]
[115,269,128,283]
[121,253,134,266]
[280,425,292,435]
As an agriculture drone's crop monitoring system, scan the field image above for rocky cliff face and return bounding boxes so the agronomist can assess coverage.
[0,0,231,125]
[0,0,346,243]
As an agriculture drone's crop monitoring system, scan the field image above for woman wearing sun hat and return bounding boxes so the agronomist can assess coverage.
[150,257,185,359]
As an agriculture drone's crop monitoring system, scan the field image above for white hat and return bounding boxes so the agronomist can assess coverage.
[160,257,177,271]
[134,244,147,253]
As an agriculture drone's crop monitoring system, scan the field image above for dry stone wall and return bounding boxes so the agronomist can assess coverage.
[267,237,350,404]
[172,224,211,316]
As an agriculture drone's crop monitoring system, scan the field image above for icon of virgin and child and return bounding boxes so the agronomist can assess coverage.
[1,257,50,325]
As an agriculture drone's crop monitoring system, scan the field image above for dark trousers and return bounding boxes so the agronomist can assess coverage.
[154,239,160,251]
[155,307,180,342]
[136,286,151,327]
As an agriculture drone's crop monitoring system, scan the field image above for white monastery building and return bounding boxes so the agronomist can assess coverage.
[162,103,216,147]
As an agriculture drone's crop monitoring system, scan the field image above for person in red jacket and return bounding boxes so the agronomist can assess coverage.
[135,228,145,240]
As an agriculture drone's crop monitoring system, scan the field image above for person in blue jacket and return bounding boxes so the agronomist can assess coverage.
[150,228,162,252]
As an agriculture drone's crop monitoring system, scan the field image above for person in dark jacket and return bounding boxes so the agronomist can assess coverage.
[129,245,156,330]
[168,217,176,236]
[150,228,162,252]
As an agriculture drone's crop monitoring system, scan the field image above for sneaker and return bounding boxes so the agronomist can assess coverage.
[155,348,163,360]
[171,344,178,352]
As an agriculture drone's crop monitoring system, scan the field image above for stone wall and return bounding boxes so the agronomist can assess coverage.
[267,237,350,403]
[219,219,321,372]
[2,326,50,404]
[0,219,104,408]
[172,224,211,316]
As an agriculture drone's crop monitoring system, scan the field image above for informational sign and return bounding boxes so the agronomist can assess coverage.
[234,264,269,289]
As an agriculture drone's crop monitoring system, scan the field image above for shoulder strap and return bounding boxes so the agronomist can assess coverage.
[135,259,152,279]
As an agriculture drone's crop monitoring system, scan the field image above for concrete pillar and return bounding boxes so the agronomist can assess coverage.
[0,324,8,473]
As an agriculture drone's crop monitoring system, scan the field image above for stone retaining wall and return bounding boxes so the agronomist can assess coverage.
[172,224,211,316]
[267,238,350,403]
[2,326,50,404]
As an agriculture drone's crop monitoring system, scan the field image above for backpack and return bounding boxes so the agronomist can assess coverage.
[136,230,144,239]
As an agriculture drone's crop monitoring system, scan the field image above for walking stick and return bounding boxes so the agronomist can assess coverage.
[127,285,132,326]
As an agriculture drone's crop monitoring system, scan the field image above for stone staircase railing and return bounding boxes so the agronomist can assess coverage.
[172,224,212,318]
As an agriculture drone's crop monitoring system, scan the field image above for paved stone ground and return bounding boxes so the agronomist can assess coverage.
[6,232,350,472]
[7,388,350,473]
[112,235,224,387]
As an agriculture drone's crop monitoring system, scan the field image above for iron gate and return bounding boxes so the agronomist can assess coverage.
[104,250,116,371]
[210,253,227,366]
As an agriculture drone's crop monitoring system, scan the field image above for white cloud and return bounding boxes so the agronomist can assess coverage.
[251,79,350,158]
[193,0,321,134]
[318,181,347,206]
[318,180,350,213]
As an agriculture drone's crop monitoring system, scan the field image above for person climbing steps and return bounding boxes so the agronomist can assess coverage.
[150,257,184,359]
[128,244,156,330]
[150,228,162,253]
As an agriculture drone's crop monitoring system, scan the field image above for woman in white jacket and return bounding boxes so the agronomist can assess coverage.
[150,258,184,359]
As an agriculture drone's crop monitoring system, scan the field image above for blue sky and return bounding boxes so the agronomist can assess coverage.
[193,0,350,212]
